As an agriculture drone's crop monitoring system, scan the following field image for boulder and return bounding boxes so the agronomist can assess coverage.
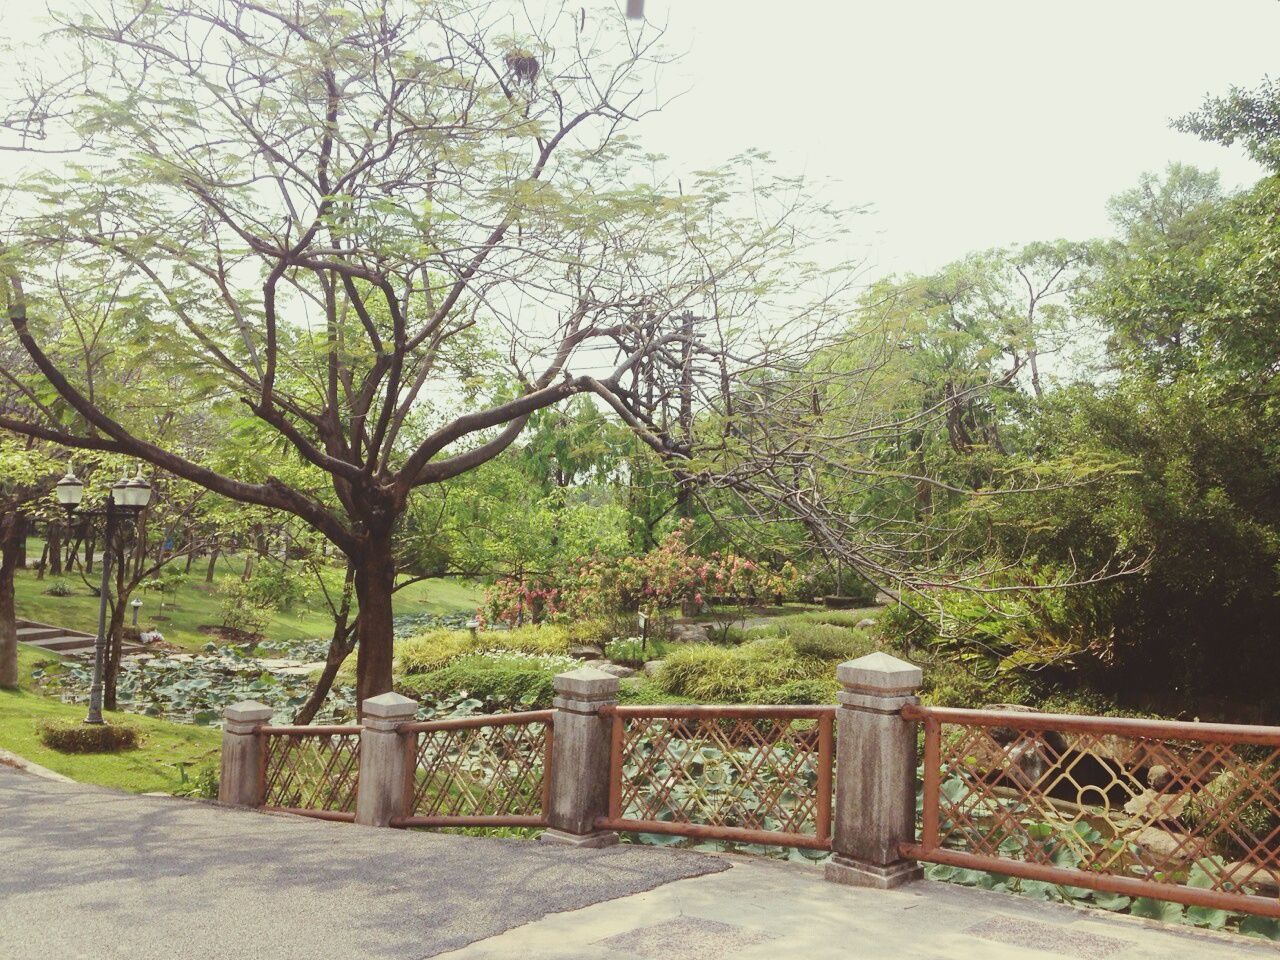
[856,618,876,629]
[1123,788,1187,821]
[643,659,665,677]
[568,643,605,661]
[598,663,637,679]
[671,623,709,643]
[1129,826,1195,863]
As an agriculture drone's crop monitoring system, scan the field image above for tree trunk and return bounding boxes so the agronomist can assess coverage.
[14,516,27,570]
[205,547,220,583]
[293,564,356,725]
[103,598,127,711]
[104,535,129,711]
[84,532,95,574]
[354,535,396,710]
[35,541,48,581]
[0,512,22,690]
[48,522,62,575]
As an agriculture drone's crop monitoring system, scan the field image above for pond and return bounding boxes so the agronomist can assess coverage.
[33,613,474,726]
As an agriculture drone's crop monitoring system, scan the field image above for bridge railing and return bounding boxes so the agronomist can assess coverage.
[221,653,1280,920]
[903,704,1280,919]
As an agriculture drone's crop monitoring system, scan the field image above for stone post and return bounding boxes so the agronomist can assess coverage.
[825,652,924,889]
[218,700,273,806]
[354,692,418,828]
[540,666,619,848]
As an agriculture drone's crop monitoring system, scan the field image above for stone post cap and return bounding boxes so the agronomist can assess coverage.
[553,666,620,699]
[362,692,419,719]
[224,700,273,724]
[837,652,922,695]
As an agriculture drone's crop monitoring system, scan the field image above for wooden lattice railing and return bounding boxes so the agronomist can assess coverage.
[904,704,1280,918]
[595,704,835,849]
[259,724,362,821]
[392,711,554,829]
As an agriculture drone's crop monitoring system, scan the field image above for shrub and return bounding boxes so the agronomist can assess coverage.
[217,579,275,637]
[173,763,219,799]
[497,624,571,655]
[37,719,140,753]
[785,622,875,662]
[617,675,695,705]
[785,609,875,629]
[657,639,810,702]
[42,579,75,597]
[396,629,473,675]
[1183,768,1280,860]
[399,652,576,710]
[396,625,571,676]
[754,678,839,705]
[605,637,670,668]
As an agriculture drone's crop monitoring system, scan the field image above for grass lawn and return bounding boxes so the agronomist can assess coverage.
[1,644,223,793]
[14,553,482,652]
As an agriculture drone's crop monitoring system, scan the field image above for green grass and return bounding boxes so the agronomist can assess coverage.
[0,644,223,793]
[14,558,481,652]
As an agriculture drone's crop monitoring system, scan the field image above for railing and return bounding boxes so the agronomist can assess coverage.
[904,704,1280,919]
[392,711,554,829]
[596,704,835,849]
[259,724,363,821]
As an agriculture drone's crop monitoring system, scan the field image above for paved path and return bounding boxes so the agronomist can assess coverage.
[1,766,1274,960]
[0,767,722,959]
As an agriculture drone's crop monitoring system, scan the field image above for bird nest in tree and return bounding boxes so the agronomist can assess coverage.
[504,52,539,84]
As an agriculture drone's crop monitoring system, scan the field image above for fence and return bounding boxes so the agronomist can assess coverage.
[904,704,1280,919]
[394,711,553,829]
[259,724,362,821]
[597,704,834,849]
[221,654,1280,921]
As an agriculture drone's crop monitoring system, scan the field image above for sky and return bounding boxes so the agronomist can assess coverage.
[637,0,1280,278]
[1,0,1277,282]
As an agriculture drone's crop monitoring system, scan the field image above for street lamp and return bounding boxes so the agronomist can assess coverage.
[55,463,153,725]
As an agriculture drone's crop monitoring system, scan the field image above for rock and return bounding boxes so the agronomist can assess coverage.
[598,663,637,679]
[856,618,876,629]
[1129,826,1195,863]
[568,643,604,661]
[1123,788,1187,821]
[643,659,665,677]
[671,623,708,643]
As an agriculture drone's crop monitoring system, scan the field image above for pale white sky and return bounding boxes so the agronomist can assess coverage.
[1,0,1276,281]
[640,0,1279,276]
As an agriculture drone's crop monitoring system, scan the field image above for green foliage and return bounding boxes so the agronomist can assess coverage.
[217,580,275,638]
[37,718,140,753]
[604,637,669,668]
[876,574,1103,682]
[395,625,572,676]
[777,620,875,662]
[783,608,878,628]
[754,678,839,705]
[1,667,222,794]
[171,762,219,799]
[1183,769,1280,859]
[399,652,577,711]
[42,579,75,597]
[657,639,812,702]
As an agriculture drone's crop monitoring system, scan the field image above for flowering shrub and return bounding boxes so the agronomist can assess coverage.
[482,523,800,626]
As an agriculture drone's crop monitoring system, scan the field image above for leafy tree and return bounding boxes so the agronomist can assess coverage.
[1,1,829,703]
[1177,76,1280,171]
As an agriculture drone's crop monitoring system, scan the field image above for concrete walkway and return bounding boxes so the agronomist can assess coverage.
[1,767,1274,960]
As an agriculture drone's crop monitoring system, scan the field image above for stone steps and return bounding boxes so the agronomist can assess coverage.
[15,618,143,658]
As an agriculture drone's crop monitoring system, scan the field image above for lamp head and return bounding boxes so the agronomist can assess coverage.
[123,465,152,509]
[55,468,84,512]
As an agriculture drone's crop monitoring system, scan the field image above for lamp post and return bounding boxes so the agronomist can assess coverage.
[55,464,153,725]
